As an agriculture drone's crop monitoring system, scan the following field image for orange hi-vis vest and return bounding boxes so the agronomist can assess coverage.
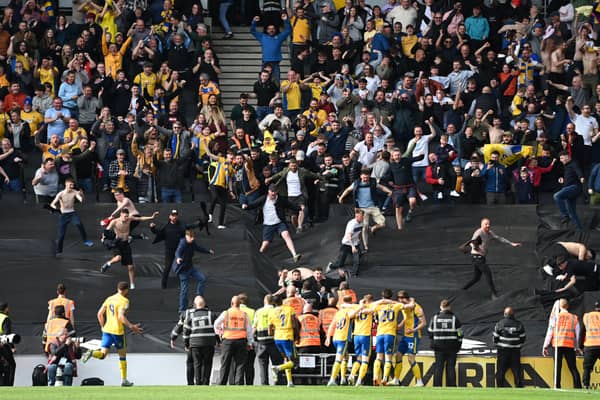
[583,311,600,347]
[336,289,357,307]
[44,318,69,352]
[48,297,74,321]
[297,314,321,348]
[222,308,248,340]
[319,307,337,334]
[283,297,304,316]
[553,312,577,349]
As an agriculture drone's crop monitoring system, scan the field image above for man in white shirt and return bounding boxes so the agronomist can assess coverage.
[350,132,378,169]
[326,209,365,277]
[566,98,600,173]
[242,185,302,263]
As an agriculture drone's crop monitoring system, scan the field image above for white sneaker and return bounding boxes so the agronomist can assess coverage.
[327,380,337,386]
[437,192,443,200]
[355,378,362,387]
[388,378,400,386]
[419,193,428,201]
[130,283,135,290]
[415,379,424,387]
[287,382,295,388]
[340,378,347,385]
[121,379,134,387]
[450,190,460,197]
[543,265,554,276]
[217,225,226,229]
[81,349,93,363]
[208,214,213,223]
[347,375,355,386]
[271,365,279,382]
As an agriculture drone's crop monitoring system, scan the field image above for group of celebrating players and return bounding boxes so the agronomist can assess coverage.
[271,288,425,387]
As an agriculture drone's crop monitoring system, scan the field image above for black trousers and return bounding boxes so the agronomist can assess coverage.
[229,348,255,385]
[463,255,497,296]
[209,185,228,226]
[496,348,523,387]
[186,351,194,385]
[556,346,582,388]
[256,340,283,385]
[191,345,215,385]
[0,344,16,386]
[332,244,361,275]
[583,347,600,387]
[433,350,457,387]
[219,339,248,385]
[162,247,177,289]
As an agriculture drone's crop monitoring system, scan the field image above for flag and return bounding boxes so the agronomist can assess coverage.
[482,144,534,166]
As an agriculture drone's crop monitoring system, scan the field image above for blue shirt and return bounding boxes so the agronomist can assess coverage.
[58,82,81,110]
[44,107,71,141]
[250,20,292,62]
[355,182,375,208]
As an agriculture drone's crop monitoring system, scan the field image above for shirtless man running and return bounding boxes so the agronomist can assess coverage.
[50,176,94,255]
[100,208,158,289]
[107,189,147,240]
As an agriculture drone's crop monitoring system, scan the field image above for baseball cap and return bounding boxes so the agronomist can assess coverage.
[170,209,178,215]
[24,96,32,105]
[296,150,305,161]
[296,130,306,137]
[116,149,126,155]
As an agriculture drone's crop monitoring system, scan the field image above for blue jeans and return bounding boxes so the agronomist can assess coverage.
[178,267,206,312]
[47,362,74,386]
[2,178,22,192]
[161,188,182,203]
[77,178,94,193]
[219,1,233,33]
[256,106,272,122]
[553,185,582,230]
[57,212,88,253]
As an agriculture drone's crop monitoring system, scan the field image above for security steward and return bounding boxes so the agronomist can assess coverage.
[0,302,16,386]
[214,295,253,385]
[543,298,582,388]
[238,293,256,385]
[582,301,600,389]
[297,303,322,354]
[183,295,218,385]
[493,306,526,387]
[47,283,76,327]
[428,299,462,387]
[318,298,337,353]
[253,294,283,385]
[43,305,76,355]
[170,310,195,385]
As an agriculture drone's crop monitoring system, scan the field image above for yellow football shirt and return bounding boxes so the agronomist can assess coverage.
[353,305,374,336]
[269,305,295,341]
[375,303,404,336]
[331,308,352,342]
[101,293,129,335]
[401,303,424,338]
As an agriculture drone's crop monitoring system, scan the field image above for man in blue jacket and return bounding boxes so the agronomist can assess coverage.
[481,151,507,205]
[251,13,292,83]
[173,229,214,313]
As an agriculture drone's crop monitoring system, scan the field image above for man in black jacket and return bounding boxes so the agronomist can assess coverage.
[151,209,203,289]
[428,299,462,387]
[242,184,302,262]
[156,147,189,203]
[493,307,526,387]
[0,302,16,386]
[182,296,218,385]
[554,151,585,230]
[173,230,214,313]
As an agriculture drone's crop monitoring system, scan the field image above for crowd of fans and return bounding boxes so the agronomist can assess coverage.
[0,0,597,238]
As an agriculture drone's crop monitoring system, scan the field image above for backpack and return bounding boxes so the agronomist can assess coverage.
[32,364,48,386]
[81,377,104,386]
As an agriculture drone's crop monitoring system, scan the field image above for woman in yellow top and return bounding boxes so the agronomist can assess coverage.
[205,145,234,229]
[79,0,119,39]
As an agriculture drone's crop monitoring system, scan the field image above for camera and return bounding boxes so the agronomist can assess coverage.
[0,333,21,345]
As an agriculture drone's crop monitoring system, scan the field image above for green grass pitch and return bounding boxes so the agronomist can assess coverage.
[0,386,593,400]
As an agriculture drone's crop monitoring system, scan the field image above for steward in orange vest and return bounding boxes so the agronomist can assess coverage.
[296,303,321,353]
[582,301,600,388]
[542,298,582,388]
[43,305,75,353]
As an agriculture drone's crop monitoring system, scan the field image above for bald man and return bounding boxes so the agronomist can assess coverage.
[493,307,526,387]
[182,296,218,385]
[214,296,253,385]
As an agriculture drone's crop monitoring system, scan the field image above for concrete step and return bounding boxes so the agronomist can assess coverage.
[212,25,279,34]
[220,72,263,79]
